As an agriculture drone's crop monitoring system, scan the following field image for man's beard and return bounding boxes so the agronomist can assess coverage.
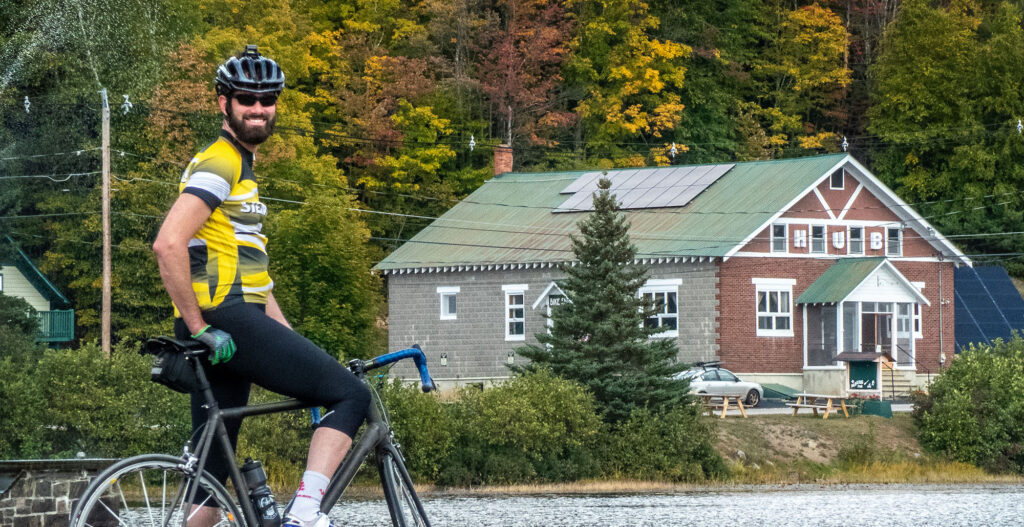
[226,104,276,145]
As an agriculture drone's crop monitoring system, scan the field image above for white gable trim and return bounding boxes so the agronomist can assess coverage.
[843,156,969,266]
[812,187,837,220]
[838,260,931,306]
[837,183,865,221]
[532,281,567,309]
[723,155,970,266]
[723,157,849,261]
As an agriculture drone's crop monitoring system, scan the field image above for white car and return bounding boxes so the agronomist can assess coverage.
[675,365,764,407]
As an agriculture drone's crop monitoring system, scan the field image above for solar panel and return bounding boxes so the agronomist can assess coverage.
[554,163,735,213]
[954,266,1024,350]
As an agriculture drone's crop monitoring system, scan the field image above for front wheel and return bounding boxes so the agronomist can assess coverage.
[69,454,242,527]
[378,447,430,527]
[745,389,761,407]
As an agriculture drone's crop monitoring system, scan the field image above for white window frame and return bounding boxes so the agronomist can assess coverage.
[771,224,788,253]
[810,225,826,254]
[502,284,528,341]
[753,278,795,337]
[437,286,459,320]
[911,282,924,338]
[848,226,864,255]
[887,227,903,256]
[830,168,844,190]
[639,278,682,338]
[0,273,4,291]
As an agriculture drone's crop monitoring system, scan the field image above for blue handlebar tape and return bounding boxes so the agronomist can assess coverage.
[374,347,435,392]
[310,407,321,426]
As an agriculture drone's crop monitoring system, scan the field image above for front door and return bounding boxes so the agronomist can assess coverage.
[861,313,892,354]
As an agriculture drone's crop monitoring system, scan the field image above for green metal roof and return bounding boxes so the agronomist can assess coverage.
[375,154,850,271]
[795,258,886,304]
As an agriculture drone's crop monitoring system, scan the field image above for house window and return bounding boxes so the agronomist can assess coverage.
[640,279,681,338]
[753,278,795,337]
[437,286,459,320]
[887,227,902,256]
[810,225,826,254]
[848,227,864,255]
[771,224,787,253]
[0,273,4,291]
[503,284,528,341]
[830,168,844,190]
[914,304,922,338]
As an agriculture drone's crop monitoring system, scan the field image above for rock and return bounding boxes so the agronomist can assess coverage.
[736,450,746,460]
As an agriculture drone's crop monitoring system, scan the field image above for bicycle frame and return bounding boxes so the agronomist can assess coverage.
[183,347,426,527]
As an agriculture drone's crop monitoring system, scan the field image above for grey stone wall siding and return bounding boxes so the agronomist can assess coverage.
[0,459,116,527]
[385,262,719,386]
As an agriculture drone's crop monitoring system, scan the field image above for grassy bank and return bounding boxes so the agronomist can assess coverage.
[268,413,1020,496]
[413,413,1019,495]
[713,414,1018,485]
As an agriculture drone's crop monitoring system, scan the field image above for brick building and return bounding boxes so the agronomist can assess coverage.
[375,154,968,396]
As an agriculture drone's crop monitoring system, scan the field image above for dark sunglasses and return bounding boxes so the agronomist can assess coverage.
[233,93,278,107]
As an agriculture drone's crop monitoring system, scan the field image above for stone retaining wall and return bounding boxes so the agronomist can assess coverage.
[0,459,116,527]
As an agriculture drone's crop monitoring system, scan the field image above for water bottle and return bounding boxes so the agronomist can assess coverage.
[241,458,281,527]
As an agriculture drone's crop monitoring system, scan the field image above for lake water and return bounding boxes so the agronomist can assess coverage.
[325,484,1024,526]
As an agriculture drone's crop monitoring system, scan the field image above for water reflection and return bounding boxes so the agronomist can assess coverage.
[327,484,1024,526]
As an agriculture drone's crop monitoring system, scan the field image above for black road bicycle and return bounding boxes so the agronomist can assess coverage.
[69,337,435,527]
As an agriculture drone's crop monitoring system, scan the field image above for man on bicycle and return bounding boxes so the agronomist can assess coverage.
[153,45,368,527]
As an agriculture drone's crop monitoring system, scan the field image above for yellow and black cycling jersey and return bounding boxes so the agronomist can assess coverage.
[176,130,272,314]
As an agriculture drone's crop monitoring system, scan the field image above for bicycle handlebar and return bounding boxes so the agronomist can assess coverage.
[361,344,435,393]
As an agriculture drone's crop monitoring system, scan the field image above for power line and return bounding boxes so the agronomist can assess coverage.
[0,147,101,162]
[0,170,101,182]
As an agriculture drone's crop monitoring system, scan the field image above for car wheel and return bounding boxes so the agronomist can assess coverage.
[745,389,760,407]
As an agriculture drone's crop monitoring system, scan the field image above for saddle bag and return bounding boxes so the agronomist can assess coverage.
[141,337,204,394]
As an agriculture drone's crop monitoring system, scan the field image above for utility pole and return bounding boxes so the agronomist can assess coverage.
[100,89,111,357]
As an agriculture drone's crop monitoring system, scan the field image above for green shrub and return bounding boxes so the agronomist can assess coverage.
[597,406,725,482]
[437,369,603,485]
[914,336,1024,473]
[0,293,39,336]
[39,342,191,458]
[378,378,456,481]
[0,327,48,458]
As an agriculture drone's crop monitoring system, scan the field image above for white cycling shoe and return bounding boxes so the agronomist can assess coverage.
[282,512,335,527]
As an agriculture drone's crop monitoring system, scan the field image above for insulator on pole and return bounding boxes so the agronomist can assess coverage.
[121,94,133,115]
[24,96,30,113]
[469,135,476,152]
[842,136,849,152]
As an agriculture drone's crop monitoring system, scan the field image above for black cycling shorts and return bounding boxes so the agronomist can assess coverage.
[174,302,370,487]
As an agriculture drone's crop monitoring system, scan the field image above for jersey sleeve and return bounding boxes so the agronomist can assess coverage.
[182,155,237,210]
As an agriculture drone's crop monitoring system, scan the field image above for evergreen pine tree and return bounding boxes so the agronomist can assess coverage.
[515,178,691,423]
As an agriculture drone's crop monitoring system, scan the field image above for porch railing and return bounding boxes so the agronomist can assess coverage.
[36,309,75,342]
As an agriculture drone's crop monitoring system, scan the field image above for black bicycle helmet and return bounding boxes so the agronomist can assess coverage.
[215,45,285,95]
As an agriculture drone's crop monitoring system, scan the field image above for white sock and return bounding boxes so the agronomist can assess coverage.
[291,470,330,521]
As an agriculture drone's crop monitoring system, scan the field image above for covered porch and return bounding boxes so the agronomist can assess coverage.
[797,258,929,397]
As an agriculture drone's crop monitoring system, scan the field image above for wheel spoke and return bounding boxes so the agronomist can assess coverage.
[140,469,156,527]
[97,497,124,524]
[72,457,239,527]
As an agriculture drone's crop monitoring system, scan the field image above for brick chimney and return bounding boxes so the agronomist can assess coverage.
[494,144,513,176]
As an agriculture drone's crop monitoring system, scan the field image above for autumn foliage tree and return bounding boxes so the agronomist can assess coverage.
[475,0,575,155]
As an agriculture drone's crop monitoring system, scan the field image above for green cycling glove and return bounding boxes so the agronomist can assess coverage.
[191,325,237,365]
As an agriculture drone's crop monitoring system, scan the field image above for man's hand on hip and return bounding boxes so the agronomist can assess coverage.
[191,325,237,364]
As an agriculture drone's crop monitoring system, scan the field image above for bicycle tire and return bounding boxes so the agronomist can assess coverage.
[378,448,430,527]
[69,454,243,527]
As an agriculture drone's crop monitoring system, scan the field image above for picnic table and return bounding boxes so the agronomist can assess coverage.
[698,394,747,419]
[787,393,849,419]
